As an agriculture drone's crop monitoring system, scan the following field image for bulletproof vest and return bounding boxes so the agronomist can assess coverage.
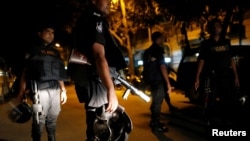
[28,46,68,82]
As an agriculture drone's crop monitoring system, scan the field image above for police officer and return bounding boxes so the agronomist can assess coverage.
[16,23,68,141]
[142,32,171,132]
[71,0,129,141]
[194,19,240,125]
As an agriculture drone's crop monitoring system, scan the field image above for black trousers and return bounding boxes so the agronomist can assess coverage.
[204,70,236,122]
[149,83,165,121]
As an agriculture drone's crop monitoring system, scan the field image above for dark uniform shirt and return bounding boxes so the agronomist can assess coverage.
[74,8,126,70]
[198,38,234,75]
[142,43,165,83]
[73,8,127,107]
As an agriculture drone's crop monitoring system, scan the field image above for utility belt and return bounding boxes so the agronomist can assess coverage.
[30,80,57,91]
[208,67,233,77]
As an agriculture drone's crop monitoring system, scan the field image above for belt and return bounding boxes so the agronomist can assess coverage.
[36,81,56,89]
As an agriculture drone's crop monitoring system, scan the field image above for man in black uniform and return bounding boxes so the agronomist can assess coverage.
[71,0,129,141]
[142,31,172,132]
[194,19,240,125]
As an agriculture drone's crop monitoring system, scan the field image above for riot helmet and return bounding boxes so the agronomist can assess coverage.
[8,102,32,123]
[93,105,133,141]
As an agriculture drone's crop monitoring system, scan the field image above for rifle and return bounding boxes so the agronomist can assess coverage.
[30,80,43,125]
[109,69,150,102]
[68,49,151,102]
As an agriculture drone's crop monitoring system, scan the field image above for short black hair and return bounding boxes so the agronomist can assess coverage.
[207,18,222,34]
[36,22,55,32]
[151,31,163,42]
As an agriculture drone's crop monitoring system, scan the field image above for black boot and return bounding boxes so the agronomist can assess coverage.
[31,123,42,141]
[149,120,168,133]
[48,134,56,141]
[46,125,56,141]
[32,135,41,141]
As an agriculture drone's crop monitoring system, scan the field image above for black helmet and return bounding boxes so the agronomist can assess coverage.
[93,105,133,141]
[8,102,32,123]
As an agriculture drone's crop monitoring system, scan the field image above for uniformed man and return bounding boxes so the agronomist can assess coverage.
[142,32,172,133]
[194,19,240,125]
[16,24,68,141]
[71,0,129,141]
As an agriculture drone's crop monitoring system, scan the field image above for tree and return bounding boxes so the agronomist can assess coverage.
[156,0,249,50]
[108,0,174,78]
[33,0,249,78]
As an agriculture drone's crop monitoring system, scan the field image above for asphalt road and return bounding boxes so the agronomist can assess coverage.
[0,84,248,141]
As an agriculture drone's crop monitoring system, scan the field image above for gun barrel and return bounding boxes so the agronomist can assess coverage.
[117,76,150,102]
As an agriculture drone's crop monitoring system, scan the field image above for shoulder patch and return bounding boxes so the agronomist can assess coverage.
[96,21,103,33]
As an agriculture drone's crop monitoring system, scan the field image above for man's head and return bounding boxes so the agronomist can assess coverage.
[208,19,223,36]
[91,0,111,16]
[151,31,164,46]
[37,26,55,44]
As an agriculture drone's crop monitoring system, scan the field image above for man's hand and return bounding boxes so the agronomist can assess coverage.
[105,90,118,113]
[60,90,67,105]
[15,91,28,104]
[235,77,240,88]
[166,84,172,94]
[194,79,200,90]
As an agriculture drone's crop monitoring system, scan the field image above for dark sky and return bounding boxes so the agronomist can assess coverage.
[2,0,58,68]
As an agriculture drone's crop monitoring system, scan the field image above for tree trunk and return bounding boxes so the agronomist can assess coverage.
[120,0,135,79]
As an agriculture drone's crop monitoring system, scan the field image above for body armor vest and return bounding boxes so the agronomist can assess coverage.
[28,45,68,82]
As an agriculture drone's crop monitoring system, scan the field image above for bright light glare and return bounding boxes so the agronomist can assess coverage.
[195,53,199,57]
[111,0,119,4]
[165,57,171,63]
[138,60,143,65]
[55,43,60,48]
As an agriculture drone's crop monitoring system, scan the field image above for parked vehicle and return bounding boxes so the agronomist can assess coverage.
[0,57,15,103]
[175,47,202,104]
[175,45,250,106]
[233,45,250,103]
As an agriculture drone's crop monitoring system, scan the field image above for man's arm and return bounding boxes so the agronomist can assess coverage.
[92,42,118,112]
[231,58,240,88]
[58,80,67,105]
[195,59,204,90]
[16,68,28,103]
[160,64,172,93]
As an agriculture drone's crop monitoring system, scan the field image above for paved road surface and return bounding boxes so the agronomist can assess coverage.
[0,84,247,141]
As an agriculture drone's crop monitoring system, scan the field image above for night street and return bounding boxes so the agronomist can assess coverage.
[1,1,250,141]
[1,84,248,141]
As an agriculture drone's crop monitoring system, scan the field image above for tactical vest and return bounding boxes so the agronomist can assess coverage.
[28,46,68,82]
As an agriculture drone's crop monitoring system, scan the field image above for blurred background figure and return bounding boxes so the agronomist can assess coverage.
[194,19,239,125]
